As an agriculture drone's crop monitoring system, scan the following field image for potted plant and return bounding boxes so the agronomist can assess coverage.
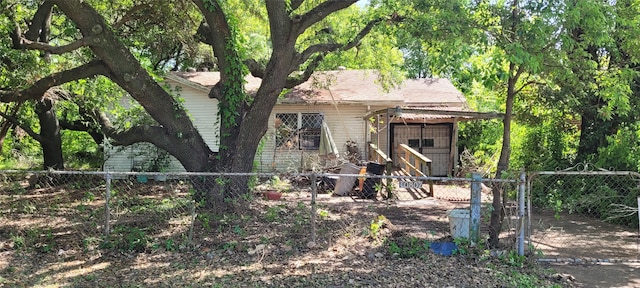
[133,145,172,182]
[263,190,282,200]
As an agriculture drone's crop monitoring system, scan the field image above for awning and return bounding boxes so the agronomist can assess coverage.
[364,107,504,121]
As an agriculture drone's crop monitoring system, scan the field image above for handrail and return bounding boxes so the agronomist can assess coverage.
[368,142,394,198]
[397,144,434,196]
[368,143,392,164]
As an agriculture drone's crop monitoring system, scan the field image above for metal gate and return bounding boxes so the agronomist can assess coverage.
[527,164,640,263]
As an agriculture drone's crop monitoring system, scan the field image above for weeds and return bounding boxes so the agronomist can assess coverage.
[265,206,281,222]
[386,236,431,258]
[368,215,387,240]
[103,226,150,252]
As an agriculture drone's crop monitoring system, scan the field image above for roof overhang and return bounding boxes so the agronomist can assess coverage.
[165,73,212,94]
[363,107,504,121]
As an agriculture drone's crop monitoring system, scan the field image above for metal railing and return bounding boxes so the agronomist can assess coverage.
[0,170,523,254]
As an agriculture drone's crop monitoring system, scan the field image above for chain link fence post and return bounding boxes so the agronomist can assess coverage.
[310,173,317,245]
[518,170,526,256]
[188,200,196,245]
[104,171,111,238]
[470,172,481,245]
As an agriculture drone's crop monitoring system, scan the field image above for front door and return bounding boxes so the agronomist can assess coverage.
[393,124,451,176]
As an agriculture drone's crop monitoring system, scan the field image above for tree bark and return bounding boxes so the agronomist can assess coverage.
[488,66,517,248]
[6,0,376,207]
[488,0,520,248]
[36,98,64,170]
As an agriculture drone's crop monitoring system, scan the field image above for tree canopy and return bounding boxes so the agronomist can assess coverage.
[2,0,640,214]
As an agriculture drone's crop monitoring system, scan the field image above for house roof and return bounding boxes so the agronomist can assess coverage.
[167,70,468,107]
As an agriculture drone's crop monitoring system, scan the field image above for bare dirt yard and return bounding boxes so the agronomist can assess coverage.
[530,209,640,288]
[0,178,583,287]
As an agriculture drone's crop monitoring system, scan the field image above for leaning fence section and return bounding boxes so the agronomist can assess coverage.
[528,165,640,263]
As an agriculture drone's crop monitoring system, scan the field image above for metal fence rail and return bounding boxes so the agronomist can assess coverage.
[0,170,523,256]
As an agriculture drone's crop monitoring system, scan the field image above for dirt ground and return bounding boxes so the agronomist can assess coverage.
[530,209,640,288]
[422,184,640,288]
[0,177,636,287]
[425,184,640,288]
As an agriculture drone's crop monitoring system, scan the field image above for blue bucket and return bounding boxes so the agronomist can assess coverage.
[136,175,148,183]
[430,242,458,256]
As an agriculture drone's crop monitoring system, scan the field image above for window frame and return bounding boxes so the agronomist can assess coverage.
[274,112,324,151]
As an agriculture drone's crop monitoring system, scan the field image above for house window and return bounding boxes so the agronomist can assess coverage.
[300,113,323,150]
[408,139,420,148]
[275,113,324,150]
[422,138,435,147]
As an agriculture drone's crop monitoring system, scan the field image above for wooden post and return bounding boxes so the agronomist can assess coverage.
[428,162,434,196]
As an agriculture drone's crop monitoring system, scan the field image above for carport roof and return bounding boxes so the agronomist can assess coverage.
[364,107,504,121]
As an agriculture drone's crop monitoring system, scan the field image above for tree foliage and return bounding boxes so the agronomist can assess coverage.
[0,0,401,206]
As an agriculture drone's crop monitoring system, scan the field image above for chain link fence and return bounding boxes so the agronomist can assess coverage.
[528,164,640,262]
[0,169,526,257]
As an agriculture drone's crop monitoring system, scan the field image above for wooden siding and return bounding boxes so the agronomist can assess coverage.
[103,81,219,172]
[256,104,370,172]
[391,124,452,176]
[370,114,457,176]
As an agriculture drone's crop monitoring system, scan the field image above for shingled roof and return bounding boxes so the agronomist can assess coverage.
[167,70,468,107]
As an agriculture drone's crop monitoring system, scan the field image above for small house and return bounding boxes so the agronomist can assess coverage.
[104,70,496,176]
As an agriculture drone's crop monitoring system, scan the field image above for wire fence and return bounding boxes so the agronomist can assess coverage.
[0,169,527,257]
[2,166,639,264]
[528,164,640,263]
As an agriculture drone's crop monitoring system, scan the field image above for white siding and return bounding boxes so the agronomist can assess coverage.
[175,85,220,153]
[103,81,219,172]
[256,104,369,172]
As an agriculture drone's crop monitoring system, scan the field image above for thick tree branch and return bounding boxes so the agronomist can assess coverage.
[92,109,166,147]
[59,118,104,145]
[13,2,81,54]
[293,17,382,70]
[0,60,109,103]
[290,0,304,12]
[192,0,234,83]
[24,1,54,41]
[283,17,385,87]
[18,36,93,54]
[285,54,324,88]
[245,59,265,78]
[293,0,357,36]
[0,110,43,143]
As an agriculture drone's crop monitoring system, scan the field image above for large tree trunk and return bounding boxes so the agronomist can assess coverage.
[36,99,64,170]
